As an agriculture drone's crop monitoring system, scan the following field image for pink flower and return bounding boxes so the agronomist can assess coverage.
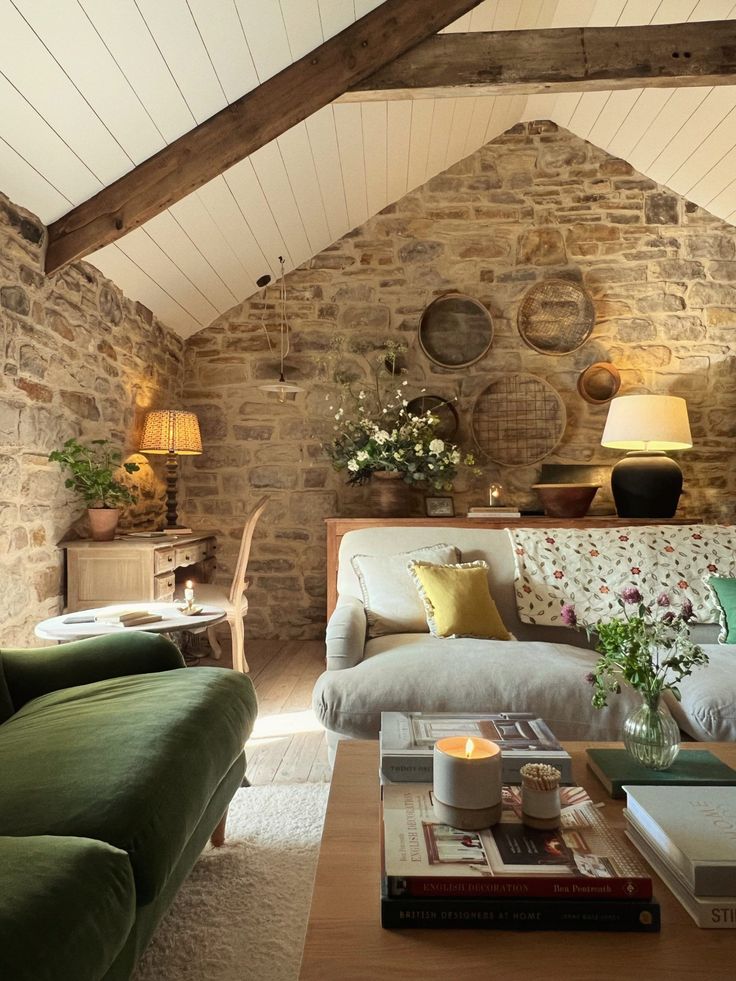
[618,535,629,542]
[656,592,671,608]
[692,534,703,540]
[664,546,674,553]
[589,549,599,557]
[681,598,694,622]
[515,547,525,556]
[545,537,555,544]
[621,586,642,604]
[553,570,564,580]
[678,580,688,589]
[708,564,718,573]
[631,566,641,575]
[560,603,577,627]
[523,584,532,594]
[599,585,610,594]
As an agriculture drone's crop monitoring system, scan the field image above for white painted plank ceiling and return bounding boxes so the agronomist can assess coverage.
[0,0,734,337]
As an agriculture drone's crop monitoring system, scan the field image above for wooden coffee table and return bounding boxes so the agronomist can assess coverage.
[299,741,736,981]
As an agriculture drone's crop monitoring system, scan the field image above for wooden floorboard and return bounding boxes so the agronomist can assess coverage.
[190,635,330,786]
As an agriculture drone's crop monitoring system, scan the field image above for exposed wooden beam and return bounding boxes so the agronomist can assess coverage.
[45,0,484,275]
[342,20,736,101]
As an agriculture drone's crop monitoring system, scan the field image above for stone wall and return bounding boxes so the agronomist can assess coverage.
[181,120,734,639]
[0,193,185,645]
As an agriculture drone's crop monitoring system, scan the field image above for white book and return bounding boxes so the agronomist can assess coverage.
[625,818,736,929]
[624,785,736,897]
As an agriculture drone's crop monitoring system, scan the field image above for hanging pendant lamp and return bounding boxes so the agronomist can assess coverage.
[258,256,304,404]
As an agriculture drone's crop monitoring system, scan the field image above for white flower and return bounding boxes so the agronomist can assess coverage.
[451,450,460,464]
[429,439,445,454]
[347,459,359,472]
[356,450,369,462]
[358,391,366,400]
[374,430,389,445]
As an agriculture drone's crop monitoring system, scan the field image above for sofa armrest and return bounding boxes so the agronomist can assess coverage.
[2,632,185,712]
[325,597,367,671]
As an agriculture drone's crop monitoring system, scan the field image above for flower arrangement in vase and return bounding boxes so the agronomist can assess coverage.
[561,587,709,770]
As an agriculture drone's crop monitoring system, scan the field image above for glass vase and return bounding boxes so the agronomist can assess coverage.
[623,692,680,771]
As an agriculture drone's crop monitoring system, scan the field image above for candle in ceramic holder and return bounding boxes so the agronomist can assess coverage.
[184,580,195,609]
[433,736,502,831]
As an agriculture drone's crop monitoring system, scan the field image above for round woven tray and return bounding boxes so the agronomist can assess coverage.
[471,373,567,467]
[418,293,493,368]
[518,279,595,355]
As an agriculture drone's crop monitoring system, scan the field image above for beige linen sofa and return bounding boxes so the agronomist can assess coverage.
[312,525,736,759]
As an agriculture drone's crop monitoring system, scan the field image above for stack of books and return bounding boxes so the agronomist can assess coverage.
[381,782,659,931]
[94,609,164,628]
[467,506,521,519]
[380,712,573,784]
[624,785,736,928]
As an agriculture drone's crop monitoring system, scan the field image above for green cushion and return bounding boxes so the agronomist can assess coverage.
[0,658,14,724]
[0,834,135,981]
[0,667,257,903]
[710,576,736,643]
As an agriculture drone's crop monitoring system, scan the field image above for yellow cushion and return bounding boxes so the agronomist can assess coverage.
[407,560,511,640]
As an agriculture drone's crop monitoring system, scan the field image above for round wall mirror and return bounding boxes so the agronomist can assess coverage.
[418,293,493,368]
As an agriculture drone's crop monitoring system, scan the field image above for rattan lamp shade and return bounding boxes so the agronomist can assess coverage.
[140,410,202,456]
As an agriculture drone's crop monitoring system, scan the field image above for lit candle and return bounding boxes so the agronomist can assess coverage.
[184,580,194,604]
[489,483,503,506]
[433,736,503,830]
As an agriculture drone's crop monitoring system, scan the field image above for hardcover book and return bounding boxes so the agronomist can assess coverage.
[380,712,572,784]
[382,782,652,901]
[587,748,736,799]
[381,894,660,931]
[625,818,736,929]
[623,785,736,897]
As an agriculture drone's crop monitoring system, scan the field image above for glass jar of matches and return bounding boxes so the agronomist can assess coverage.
[519,763,562,830]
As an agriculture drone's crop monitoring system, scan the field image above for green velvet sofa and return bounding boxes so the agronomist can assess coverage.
[0,631,258,981]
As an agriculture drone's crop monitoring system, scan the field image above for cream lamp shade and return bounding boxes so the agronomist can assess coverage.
[139,410,202,456]
[601,394,692,451]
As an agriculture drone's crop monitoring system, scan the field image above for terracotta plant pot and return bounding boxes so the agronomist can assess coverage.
[87,507,120,541]
[532,484,599,519]
[369,472,410,518]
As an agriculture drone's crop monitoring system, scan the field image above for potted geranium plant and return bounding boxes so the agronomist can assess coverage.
[561,587,709,770]
[49,438,140,540]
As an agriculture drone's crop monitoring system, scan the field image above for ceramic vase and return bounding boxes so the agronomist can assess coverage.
[88,507,120,541]
[623,691,680,770]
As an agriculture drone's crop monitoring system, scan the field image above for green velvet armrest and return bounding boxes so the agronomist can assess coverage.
[1,632,185,713]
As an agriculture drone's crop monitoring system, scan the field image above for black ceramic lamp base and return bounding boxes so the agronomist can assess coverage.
[611,451,683,519]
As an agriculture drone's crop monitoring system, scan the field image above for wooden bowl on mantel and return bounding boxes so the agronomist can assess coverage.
[532,483,600,519]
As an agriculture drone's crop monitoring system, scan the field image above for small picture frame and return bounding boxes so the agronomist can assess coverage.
[425,496,455,518]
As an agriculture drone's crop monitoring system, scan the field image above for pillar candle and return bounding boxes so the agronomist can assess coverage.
[433,736,503,830]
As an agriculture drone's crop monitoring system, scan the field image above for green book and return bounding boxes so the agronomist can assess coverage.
[586,749,736,799]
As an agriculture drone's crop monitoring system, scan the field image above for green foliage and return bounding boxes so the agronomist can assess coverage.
[572,593,709,709]
[49,438,140,509]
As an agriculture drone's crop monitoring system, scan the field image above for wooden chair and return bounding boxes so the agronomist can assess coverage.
[176,496,268,673]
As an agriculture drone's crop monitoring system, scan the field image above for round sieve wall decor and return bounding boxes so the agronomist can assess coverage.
[406,395,459,442]
[471,373,567,467]
[418,293,493,368]
[517,278,595,355]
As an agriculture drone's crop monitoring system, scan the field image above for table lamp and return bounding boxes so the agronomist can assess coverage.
[601,394,692,518]
[140,410,202,528]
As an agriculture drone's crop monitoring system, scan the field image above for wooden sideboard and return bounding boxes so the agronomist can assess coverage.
[324,516,698,619]
[63,533,217,612]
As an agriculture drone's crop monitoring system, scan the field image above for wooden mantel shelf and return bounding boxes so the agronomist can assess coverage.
[324,515,698,618]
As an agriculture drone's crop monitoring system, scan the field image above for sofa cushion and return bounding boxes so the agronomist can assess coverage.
[709,577,736,643]
[0,834,135,981]
[313,635,643,742]
[408,559,511,639]
[666,645,736,741]
[0,667,257,904]
[352,543,460,637]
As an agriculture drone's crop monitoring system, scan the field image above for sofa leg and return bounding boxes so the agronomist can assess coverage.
[210,807,229,848]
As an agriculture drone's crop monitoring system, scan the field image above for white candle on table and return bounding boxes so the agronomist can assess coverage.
[184,580,194,604]
[433,736,502,830]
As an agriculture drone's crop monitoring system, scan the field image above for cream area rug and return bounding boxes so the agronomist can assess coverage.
[133,783,330,981]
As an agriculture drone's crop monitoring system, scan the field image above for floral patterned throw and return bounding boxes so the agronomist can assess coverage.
[508,525,736,626]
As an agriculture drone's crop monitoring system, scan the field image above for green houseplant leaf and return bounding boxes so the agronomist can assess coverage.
[49,438,140,509]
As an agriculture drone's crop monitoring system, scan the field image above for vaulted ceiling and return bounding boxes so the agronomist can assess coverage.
[1,0,735,337]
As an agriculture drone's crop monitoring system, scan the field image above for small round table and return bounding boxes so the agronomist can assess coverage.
[35,602,226,646]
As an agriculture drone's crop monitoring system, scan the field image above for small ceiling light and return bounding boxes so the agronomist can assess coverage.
[258,257,304,404]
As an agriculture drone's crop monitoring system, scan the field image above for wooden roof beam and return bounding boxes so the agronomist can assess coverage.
[342,20,736,101]
[44,0,485,275]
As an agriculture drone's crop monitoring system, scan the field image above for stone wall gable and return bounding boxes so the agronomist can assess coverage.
[182,121,736,641]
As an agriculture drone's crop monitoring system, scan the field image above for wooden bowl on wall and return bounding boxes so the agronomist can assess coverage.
[532,483,600,519]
